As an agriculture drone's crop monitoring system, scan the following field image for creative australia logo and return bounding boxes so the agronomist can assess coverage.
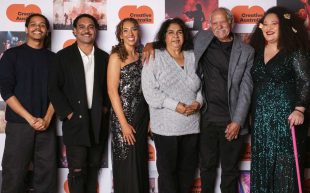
[6,4,41,22]
[119,5,154,24]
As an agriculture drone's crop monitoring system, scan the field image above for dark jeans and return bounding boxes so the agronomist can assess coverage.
[153,133,198,193]
[1,122,57,193]
[66,143,105,193]
[199,123,245,193]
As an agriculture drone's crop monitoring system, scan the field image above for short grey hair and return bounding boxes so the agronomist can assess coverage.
[209,7,234,26]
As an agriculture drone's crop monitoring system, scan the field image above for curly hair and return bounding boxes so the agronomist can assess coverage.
[153,18,193,51]
[250,6,309,55]
[111,18,140,62]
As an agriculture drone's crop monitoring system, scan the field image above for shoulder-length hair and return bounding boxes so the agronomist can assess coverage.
[250,6,309,55]
[111,18,140,62]
[153,18,193,51]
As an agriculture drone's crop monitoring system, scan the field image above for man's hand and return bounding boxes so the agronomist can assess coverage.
[32,118,48,131]
[26,116,39,129]
[225,122,240,141]
[67,112,73,120]
[141,43,154,64]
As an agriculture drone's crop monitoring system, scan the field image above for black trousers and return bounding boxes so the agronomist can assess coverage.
[199,123,245,193]
[1,122,57,193]
[66,142,105,193]
[153,133,198,193]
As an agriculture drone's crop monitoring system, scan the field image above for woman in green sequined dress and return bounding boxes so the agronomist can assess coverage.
[250,7,310,193]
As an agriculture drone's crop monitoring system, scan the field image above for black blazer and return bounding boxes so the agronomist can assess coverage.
[48,43,109,146]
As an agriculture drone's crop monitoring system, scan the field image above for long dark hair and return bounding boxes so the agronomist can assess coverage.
[250,6,309,55]
[111,18,140,62]
[153,17,193,51]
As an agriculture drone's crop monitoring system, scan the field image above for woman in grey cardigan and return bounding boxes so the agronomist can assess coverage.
[141,18,202,193]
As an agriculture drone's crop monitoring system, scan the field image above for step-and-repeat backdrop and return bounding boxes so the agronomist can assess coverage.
[0,0,309,193]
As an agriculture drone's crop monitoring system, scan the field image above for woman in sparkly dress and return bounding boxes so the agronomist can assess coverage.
[250,7,310,192]
[107,18,149,193]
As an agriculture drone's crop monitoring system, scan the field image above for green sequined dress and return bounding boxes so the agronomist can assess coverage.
[250,50,310,193]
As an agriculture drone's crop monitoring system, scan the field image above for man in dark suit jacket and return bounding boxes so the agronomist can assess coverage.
[48,14,109,193]
[195,8,254,193]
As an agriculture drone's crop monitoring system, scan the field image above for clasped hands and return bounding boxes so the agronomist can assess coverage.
[28,116,50,131]
[176,101,200,116]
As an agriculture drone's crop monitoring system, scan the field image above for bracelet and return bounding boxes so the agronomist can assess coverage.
[294,109,304,114]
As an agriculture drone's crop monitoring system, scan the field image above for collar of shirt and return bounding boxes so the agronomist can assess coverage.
[78,46,94,64]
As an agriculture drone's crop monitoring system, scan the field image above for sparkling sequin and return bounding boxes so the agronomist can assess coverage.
[250,50,310,193]
[111,59,143,160]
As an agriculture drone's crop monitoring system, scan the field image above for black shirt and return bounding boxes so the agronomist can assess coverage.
[0,44,55,123]
[199,37,233,125]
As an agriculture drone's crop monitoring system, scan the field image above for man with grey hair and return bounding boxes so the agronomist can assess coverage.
[195,7,254,193]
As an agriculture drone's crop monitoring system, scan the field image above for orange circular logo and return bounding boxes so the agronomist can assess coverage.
[119,5,154,24]
[231,6,264,24]
[63,39,76,48]
[6,4,41,22]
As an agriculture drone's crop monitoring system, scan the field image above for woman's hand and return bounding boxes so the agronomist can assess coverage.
[185,101,201,116]
[288,109,305,128]
[121,123,136,145]
[176,102,186,114]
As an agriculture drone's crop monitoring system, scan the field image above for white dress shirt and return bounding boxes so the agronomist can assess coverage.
[78,46,94,109]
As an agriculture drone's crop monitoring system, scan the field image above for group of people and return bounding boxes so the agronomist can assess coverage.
[0,5,309,193]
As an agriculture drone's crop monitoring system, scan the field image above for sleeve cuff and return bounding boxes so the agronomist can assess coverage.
[163,98,179,111]
[1,93,13,101]
[196,92,204,106]
[232,117,243,127]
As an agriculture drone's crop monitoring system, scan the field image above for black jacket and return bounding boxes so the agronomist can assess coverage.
[48,43,109,146]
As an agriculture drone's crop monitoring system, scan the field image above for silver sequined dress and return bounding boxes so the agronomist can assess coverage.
[110,59,149,193]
